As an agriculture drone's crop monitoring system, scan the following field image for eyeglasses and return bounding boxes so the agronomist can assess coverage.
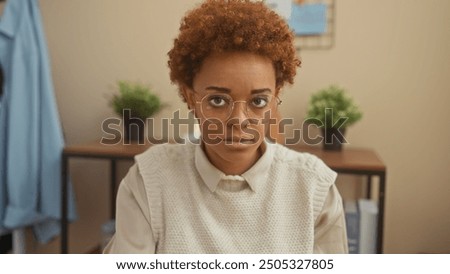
[195,93,282,120]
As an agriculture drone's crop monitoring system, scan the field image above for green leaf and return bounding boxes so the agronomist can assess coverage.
[306,85,363,128]
[110,81,163,119]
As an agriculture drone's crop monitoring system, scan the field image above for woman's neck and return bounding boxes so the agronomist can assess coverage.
[203,142,265,175]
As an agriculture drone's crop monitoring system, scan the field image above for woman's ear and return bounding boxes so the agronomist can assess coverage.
[181,85,195,110]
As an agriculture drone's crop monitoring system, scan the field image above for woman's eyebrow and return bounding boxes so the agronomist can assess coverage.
[251,88,272,94]
[205,86,231,93]
[205,86,272,94]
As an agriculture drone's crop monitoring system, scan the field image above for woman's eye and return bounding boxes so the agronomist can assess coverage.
[251,97,269,108]
[208,96,228,107]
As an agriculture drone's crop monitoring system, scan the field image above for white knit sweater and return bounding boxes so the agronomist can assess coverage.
[133,141,341,253]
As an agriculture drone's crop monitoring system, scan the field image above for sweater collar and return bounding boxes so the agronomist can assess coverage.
[194,140,274,193]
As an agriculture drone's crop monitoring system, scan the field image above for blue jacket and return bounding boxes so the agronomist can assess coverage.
[0,0,77,243]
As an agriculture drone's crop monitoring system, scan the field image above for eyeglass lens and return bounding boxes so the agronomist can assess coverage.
[199,94,278,120]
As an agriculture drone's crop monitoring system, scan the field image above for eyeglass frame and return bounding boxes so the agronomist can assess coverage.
[191,90,282,120]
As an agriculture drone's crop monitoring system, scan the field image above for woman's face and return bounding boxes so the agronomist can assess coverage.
[183,51,279,161]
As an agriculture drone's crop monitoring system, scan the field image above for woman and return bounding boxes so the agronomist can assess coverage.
[104,0,348,254]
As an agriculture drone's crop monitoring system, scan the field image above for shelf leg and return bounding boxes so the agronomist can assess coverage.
[366,175,373,199]
[61,154,68,254]
[111,160,117,219]
[377,172,386,254]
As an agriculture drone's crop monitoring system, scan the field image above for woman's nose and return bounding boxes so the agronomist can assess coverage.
[227,101,249,127]
[231,101,248,117]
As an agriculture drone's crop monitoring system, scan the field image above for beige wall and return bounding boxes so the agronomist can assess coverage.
[27,0,450,253]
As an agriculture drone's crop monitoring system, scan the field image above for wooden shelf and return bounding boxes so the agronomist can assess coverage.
[285,144,386,172]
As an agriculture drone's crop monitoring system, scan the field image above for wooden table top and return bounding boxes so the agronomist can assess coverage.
[285,144,386,172]
[64,141,386,172]
[63,140,152,159]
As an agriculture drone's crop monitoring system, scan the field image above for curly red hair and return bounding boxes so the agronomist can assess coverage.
[168,0,301,100]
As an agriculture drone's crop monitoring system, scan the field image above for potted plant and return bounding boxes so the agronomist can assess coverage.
[306,85,362,151]
[110,80,163,142]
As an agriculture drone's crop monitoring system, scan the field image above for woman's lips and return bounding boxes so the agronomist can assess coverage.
[223,137,256,143]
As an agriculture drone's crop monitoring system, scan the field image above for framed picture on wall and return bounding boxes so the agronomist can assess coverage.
[265,0,336,50]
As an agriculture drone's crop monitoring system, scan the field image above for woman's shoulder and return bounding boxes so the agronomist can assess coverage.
[135,142,196,168]
[270,143,336,182]
[271,143,321,168]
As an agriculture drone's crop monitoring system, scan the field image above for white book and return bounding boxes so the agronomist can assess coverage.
[344,200,360,254]
[358,199,378,254]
